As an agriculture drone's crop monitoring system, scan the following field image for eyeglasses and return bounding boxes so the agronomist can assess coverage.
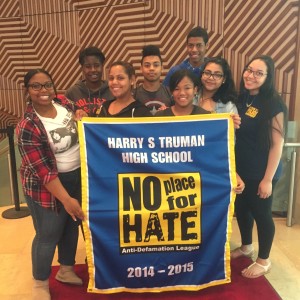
[28,82,54,91]
[202,70,223,80]
[244,68,267,79]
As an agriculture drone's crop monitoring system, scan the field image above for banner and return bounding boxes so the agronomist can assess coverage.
[78,114,236,294]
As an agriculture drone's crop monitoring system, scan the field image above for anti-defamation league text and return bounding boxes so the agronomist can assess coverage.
[121,244,200,254]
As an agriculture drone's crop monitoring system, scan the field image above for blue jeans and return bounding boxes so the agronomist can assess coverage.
[25,168,81,280]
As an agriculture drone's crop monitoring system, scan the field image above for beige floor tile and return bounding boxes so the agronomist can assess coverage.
[1,205,299,300]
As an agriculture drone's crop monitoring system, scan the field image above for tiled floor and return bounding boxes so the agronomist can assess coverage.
[0,205,299,300]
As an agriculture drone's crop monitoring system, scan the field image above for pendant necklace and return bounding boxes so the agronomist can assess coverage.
[200,96,216,112]
[246,95,256,107]
[86,82,102,115]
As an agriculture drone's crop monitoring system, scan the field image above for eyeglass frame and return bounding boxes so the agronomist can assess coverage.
[28,82,54,91]
[244,68,267,79]
[201,70,224,80]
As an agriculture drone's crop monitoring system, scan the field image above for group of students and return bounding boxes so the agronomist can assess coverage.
[17,26,287,299]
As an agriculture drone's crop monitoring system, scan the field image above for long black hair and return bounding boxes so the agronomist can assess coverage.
[238,55,287,149]
[199,57,237,104]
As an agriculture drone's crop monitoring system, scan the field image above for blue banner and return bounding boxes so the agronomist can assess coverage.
[78,114,236,294]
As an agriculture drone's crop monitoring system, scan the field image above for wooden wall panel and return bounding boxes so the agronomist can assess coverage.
[0,0,299,140]
[224,0,299,118]
[0,0,19,18]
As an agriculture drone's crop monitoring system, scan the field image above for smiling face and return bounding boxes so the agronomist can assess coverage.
[141,55,162,83]
[186,37,208,67]
[201,62,224,94]
[243,59,268,95]
[81,55,103,86]
[108,65,135,100]
[26,72,55,108]
[172,76,197,108]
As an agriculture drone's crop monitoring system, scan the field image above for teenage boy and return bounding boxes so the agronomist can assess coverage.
[163,26,209,86]
[66,46,114,116]
[134,45,172,115]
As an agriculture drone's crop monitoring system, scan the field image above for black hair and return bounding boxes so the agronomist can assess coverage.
[187,26,209,44]
[238,55,287,149]
[24,69,57,99]
[109,61,135,78]
[169,69,200,93]
[141,45,162,64]
[79,46,105,65]
[200,57,237,104]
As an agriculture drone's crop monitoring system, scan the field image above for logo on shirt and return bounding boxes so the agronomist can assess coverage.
[49,119,78,153]
[145,100,167,115]
[245,106,259,118]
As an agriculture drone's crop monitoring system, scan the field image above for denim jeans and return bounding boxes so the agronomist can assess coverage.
[25,168,81,280]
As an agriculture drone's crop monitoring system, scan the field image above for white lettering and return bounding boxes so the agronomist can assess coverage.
[122,152,148,163]
[151,151,193,163]
[107,137,144,148]
[158,135,205,148]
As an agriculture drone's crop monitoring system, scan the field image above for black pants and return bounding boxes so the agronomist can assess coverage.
[234,179,277,259]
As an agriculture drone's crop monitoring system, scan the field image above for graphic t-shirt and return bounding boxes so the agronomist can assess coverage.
[134,84,172,115]
[37,102,80,172]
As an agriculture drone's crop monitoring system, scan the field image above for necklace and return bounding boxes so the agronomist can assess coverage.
[200,97,211,102]
[246,95,256,107]
[85,82,102,115]
[199,96,215,112]
[108,98,135,115]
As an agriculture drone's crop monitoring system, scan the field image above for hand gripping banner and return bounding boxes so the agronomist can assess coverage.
[78,114,236,294]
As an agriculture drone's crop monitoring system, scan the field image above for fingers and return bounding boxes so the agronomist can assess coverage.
[77,210,85,221]
[258,193,271,199]
[70,211,85,221]
[158,105,168,111]
[74,208,85,221]
[230,113,241,129]
[257,189,271,198]
[233,184,245,194]
[64,197,85,221]
[234,189,242,194]
[74,109,88,121]
[70,214,77,222]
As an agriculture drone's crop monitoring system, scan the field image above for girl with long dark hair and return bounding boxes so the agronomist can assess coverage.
[232,55,287,278]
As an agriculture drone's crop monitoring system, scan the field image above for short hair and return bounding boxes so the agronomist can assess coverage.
[169,69,199,93]
[109,61,135,78]
[78,46,105,65]
[187,26,209,44]
[141,45,162,64]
